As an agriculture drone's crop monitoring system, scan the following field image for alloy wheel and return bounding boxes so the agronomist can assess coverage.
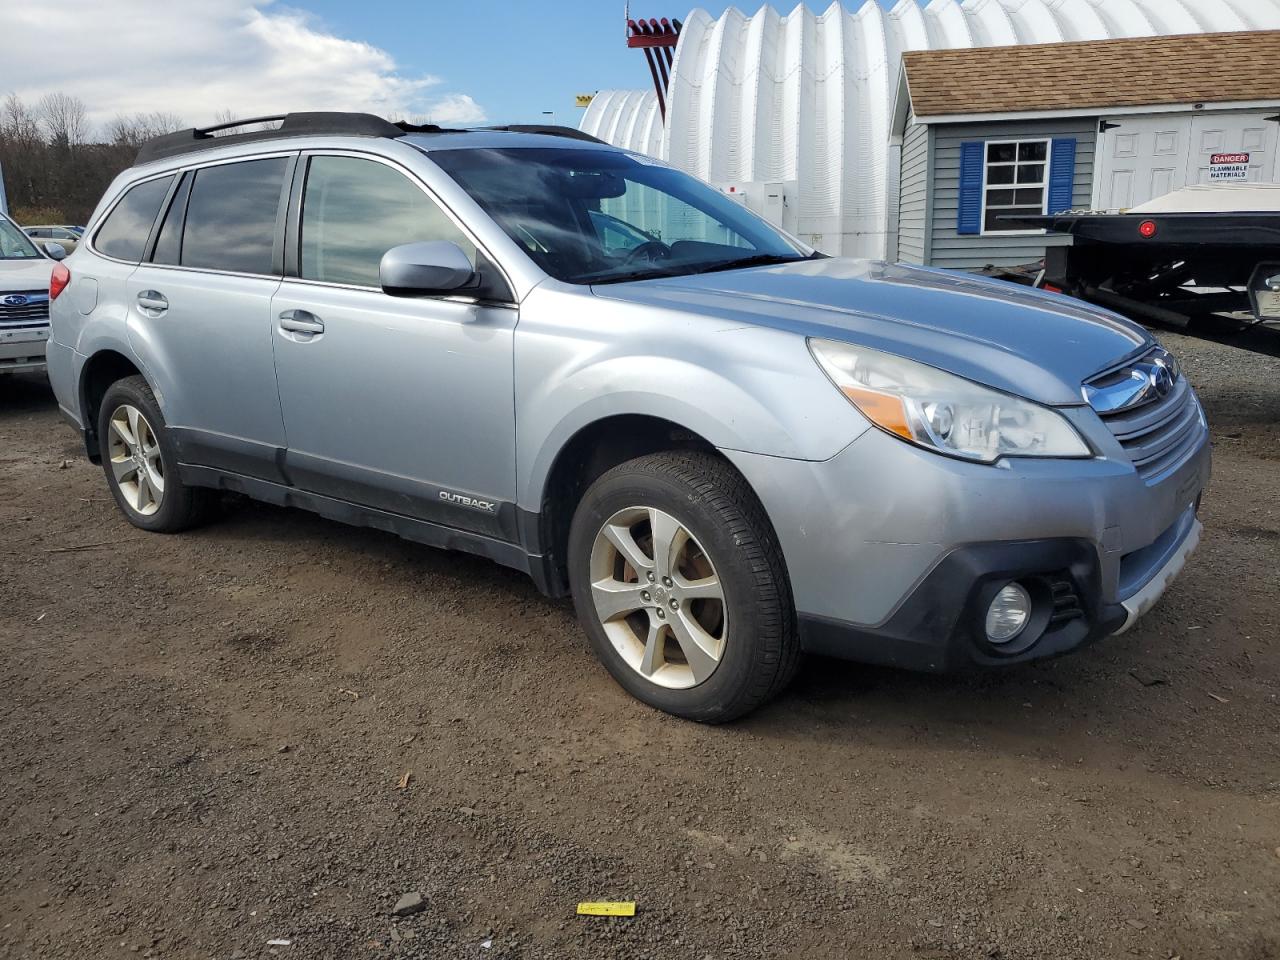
[588,505,727,689]
[106,404,165,517]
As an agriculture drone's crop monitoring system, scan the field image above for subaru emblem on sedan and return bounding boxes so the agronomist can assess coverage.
[3,294,29,306]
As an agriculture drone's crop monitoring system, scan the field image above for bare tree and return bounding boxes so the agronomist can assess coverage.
[38,92,90,146]
[105,111,185,150]
[0,92,150,224]
[2,93,42,147]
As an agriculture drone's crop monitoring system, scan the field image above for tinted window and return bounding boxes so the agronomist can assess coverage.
[182,158,287,274]
[300,156,475,287]
[94,176,174,261]
[152,173,192,266]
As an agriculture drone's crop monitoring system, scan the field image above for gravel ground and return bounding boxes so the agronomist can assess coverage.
[1,328,1278,960]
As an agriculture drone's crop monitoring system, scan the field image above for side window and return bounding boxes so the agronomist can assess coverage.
[181,157,287,275]
[300,155,475,287]
[28,228,49,238]
[93,176,174,262]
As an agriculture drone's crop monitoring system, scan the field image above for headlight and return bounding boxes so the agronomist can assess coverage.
[809,338,1090,463]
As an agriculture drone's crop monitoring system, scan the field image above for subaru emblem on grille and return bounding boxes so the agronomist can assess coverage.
[1144,358,1175,400]
[1084,349,1180,414]
[2,295,29,306]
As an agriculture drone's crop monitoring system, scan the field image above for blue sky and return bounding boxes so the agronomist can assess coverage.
[1,1,890,133]
[293,1,884,124]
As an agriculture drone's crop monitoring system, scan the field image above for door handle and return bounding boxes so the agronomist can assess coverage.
[278,309,324,335]
[136,290,168,316]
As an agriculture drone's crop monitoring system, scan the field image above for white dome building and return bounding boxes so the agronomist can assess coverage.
[582,0,1280,258]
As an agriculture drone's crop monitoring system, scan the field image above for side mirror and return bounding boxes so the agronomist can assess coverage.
[380,241,476,297]
[42,242,67,261]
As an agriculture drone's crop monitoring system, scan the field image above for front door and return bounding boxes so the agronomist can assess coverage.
[269,153,518,540]
[126,155,293,480]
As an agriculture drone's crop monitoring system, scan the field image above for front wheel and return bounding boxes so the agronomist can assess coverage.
[567,452,799,723]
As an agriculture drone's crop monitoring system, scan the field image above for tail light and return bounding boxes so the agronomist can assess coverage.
[50,262,71,301]
[1138,220,1158,239]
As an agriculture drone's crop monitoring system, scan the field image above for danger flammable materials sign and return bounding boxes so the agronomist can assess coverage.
[1208,152,1251,181]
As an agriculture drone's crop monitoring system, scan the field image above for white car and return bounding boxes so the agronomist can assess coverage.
[0,212,59,376]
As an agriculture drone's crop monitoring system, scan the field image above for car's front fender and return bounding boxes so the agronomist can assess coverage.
[514,289,869,510]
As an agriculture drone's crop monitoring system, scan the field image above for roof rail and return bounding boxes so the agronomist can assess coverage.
[134,113,608,166]
[134,112,454,165]
[483,125,607,145]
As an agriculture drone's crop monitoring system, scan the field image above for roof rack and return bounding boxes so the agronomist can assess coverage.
[133,112,456,165]
[482,125,607,144]
[134,112,609,166]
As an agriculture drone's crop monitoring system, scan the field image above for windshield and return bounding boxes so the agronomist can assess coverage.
[0,218,42,260]
[429,147,810,284]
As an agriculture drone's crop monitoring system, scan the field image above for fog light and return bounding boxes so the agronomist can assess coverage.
[985,582,1031,643]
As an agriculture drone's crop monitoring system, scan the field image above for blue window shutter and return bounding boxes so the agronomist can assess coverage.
[1047,138,1077,213]
[956,141,984,235]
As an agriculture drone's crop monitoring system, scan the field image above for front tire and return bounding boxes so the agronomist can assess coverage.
[98,375,213,533]
[567,451,799,723]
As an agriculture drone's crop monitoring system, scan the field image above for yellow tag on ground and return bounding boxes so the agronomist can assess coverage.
[577,901,636,917]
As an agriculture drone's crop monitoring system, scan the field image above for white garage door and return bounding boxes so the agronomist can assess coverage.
[1094,111,1279,210]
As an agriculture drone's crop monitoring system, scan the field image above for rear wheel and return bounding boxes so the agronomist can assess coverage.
[567,451,799,722]
[98,376,214,532]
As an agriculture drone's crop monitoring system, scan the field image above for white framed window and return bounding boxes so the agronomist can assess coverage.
[981,139,1049,234]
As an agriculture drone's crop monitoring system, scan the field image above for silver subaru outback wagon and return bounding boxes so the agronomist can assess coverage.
[47,113,1209,722]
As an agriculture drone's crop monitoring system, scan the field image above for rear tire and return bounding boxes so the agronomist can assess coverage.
[97,375,214,533]
[567,451,799,723]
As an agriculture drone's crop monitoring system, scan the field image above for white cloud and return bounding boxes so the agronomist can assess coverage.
[419,94,487,126]
[0,0,486,132]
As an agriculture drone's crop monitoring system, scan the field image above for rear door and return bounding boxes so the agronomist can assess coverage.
[269,151,519,540]
[126,154,294,481]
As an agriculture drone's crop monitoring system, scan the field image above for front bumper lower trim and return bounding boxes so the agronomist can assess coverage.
[1114,518,1202,635]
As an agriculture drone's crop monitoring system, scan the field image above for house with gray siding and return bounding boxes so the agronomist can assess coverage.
[890,31,1280,270]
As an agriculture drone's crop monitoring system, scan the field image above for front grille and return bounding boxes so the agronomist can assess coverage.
[1087,350,1203,483]
[0,290,50,330]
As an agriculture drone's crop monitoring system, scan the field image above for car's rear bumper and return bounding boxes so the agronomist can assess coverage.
[723,412,1210,672]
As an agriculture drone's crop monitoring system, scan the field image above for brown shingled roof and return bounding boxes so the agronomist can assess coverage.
[903,31,1280,118]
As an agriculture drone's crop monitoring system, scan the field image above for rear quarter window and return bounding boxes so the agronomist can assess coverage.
[93,176,174,262]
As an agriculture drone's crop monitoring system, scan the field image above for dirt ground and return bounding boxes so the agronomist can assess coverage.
[2,327,1278,960]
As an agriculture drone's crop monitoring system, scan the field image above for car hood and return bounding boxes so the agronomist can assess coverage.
[0,258,55,292]
[591,258,1152,405]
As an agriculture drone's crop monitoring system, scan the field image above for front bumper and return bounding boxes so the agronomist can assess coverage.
[0,327,49,374]
[723,413,1210,672]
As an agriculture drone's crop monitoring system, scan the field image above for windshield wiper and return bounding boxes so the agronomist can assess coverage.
[688,252,817,276]
[583,266,685,285]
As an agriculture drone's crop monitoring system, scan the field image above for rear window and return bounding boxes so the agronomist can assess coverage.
[93,176,174,261]
[181,158,288,275]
